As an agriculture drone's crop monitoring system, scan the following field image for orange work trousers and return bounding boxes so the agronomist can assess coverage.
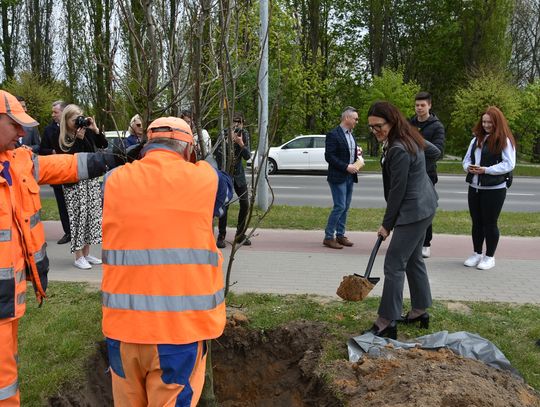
[106,338,206,407]
[0,320,20,406]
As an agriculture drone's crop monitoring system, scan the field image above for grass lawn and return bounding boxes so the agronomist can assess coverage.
[18,284,540,405]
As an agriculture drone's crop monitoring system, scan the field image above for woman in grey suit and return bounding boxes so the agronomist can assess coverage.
[365,101,440,339]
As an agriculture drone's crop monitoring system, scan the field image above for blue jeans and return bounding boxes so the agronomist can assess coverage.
[325,177,354,240]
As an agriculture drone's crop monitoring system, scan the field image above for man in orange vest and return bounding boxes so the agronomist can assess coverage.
[101,116,233,406]
[0,89,122,406]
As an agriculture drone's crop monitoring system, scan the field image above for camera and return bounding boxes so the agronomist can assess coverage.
[234,127,242,134]
[75,116,91,128]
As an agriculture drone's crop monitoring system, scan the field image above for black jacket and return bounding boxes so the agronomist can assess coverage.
[39,121,62,155]
[410,114,445,183]
[62,128,108,154]
[325,125,358,184]
[214,128,251,187]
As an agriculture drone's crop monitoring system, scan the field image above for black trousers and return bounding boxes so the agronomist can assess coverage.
[467,186,507,257]
[52,184,70,235]
[218,182,249,238]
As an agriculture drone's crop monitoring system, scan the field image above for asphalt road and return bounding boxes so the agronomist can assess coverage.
[39,173,540,212]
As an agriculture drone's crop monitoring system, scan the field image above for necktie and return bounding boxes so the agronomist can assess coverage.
[0,161,12,186]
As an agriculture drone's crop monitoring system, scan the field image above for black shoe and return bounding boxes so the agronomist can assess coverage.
[397,312,430,329]
[235,235,252,246]
[363,321,397,340]
[57,234,71,244]
[216,237,226,249]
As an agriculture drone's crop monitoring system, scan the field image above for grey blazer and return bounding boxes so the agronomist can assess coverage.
[381,140,439,231]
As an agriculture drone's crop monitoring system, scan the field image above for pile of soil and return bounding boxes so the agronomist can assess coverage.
[48,319,540,407]
[327,346,540,407]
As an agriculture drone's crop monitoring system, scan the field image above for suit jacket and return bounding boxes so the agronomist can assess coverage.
[39,121,62,155]
[381,140,439,231]
[21,126,41,153]
[325,125,358,184]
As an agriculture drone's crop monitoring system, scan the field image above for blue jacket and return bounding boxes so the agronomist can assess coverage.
[325,125,358,184]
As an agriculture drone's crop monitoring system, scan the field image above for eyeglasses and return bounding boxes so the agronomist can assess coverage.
[233,120,242,124]
[368,122,386,132]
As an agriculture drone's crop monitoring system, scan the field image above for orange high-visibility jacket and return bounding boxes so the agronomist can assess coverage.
[0,148,104,322]
[101,147,226,345]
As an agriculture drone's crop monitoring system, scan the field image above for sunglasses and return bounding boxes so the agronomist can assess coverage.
[133,123,142,128]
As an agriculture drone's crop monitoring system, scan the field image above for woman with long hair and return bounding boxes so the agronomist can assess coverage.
[365,101,440,339]
[59,104,108,269]
[462,106,516,270]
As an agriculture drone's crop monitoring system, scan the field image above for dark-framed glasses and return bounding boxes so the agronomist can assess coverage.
[368,122,386,132]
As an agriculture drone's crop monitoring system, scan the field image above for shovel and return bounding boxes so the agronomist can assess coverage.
[336,235,383,301]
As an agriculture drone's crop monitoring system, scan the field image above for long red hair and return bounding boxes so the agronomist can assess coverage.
[472,106,516,154]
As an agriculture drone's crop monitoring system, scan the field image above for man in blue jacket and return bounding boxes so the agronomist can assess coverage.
[323,106,360,249]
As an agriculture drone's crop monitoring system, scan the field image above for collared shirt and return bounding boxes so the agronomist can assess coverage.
[340,125,356,164]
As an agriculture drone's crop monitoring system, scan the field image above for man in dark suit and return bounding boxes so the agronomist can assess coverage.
[323,106,360,249]
[39,100,71,244]
[15,96,41,153]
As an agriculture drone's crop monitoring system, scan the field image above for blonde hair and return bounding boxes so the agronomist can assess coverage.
[59,104,83,152]
[127,114,142,133]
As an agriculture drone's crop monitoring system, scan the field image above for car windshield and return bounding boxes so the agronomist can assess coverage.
[284,138,312,149]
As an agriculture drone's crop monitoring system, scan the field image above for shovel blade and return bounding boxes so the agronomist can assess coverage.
[337,275,376,301]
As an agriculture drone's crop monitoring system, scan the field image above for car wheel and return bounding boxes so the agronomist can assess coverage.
[267,158,277,175]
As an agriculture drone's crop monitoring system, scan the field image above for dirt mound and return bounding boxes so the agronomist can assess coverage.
[327,346,540,407]
[212,319,341,406]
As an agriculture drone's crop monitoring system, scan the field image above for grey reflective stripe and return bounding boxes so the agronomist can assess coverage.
[15,269,26,284]
[30,211,41,228]
[0,229,11,242]
[103,248,219,266]
[0,380,18,401]
[101,167,120,200]
[102,288,225,312]
[77,153,90,180]
[31,153,40,181]
[16,292,26,305]
[34,244,47,262]
[0,267,14,280]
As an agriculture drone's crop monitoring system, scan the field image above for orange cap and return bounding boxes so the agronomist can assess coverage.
[0,90,39,127]
[147,117,193,144]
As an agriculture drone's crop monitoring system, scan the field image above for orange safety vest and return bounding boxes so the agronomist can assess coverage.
[101,146,226,344]
[0,148,81,322]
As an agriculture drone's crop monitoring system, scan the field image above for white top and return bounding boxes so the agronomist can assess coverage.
[462,135,516,189]
[193,129,212,152]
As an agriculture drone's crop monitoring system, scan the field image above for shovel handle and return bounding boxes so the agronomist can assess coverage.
[363,235,383,279]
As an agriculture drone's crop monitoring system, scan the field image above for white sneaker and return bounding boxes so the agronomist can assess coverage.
[464,253,483,267]
[422,247,431,258]
[85,255,102,265]
[74,256,92,270]
[477,256,495,270]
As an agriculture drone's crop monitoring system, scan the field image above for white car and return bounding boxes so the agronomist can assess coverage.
[250,135,327,174]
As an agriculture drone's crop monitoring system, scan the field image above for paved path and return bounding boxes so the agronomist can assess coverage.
[43,221,540,304]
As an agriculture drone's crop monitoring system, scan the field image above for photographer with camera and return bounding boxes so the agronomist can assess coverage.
[59,104,108,269]
[214,113,251,248]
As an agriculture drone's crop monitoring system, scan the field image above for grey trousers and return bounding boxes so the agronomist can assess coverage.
[377,215,434,320]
